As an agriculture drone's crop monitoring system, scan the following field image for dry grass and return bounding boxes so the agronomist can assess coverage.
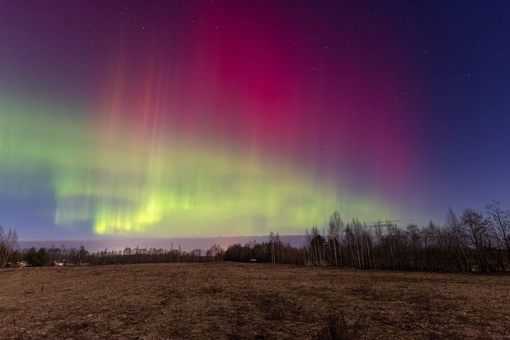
[1,262,510,339]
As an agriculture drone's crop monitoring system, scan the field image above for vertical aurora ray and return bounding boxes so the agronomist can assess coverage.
[0,1,428,237]
[0,94,402,236]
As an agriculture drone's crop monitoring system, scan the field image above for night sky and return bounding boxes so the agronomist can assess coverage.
[1,1,509,240]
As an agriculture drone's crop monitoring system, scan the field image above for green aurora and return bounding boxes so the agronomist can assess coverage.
[0,96,400,236]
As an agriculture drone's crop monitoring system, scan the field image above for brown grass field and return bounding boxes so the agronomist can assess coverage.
[1,262,510,339]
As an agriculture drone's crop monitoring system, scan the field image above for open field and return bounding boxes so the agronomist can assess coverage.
[1,263,510,339]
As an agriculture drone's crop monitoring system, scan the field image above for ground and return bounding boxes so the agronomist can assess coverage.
[0,262,509,339]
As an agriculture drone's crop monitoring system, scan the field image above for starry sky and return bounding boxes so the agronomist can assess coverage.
[1,1,509,240]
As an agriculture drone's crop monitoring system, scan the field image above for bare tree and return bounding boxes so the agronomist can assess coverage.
[77,245,88,265]
[352,218,366,269]
[486,200,510,264]
[461,209,492,271]
[102,248,108,265]
[304,228,312,265]
[206,243,223,261]
[328,211,343,266]
[0,225,18,267]
[309,226,325,265]
[344,223,354,267]
[269,232,276,264]
[275,232,282,263]
[405,224,423,270]
[445,207,471,272]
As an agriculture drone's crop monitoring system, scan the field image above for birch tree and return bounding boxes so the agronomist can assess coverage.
[0,225,18,267]
[328,211,343,266]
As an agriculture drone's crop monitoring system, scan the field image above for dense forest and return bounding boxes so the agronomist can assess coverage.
[1,200,509,272]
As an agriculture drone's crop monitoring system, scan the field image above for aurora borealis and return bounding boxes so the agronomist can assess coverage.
[1,1,510,239]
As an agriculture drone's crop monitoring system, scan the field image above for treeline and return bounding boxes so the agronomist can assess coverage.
[2,200,510,273]
[3,244,92,267]
[4,242,225,267]
[85,243,224,265]
[225,201,510,273]
[224,233,305,265]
